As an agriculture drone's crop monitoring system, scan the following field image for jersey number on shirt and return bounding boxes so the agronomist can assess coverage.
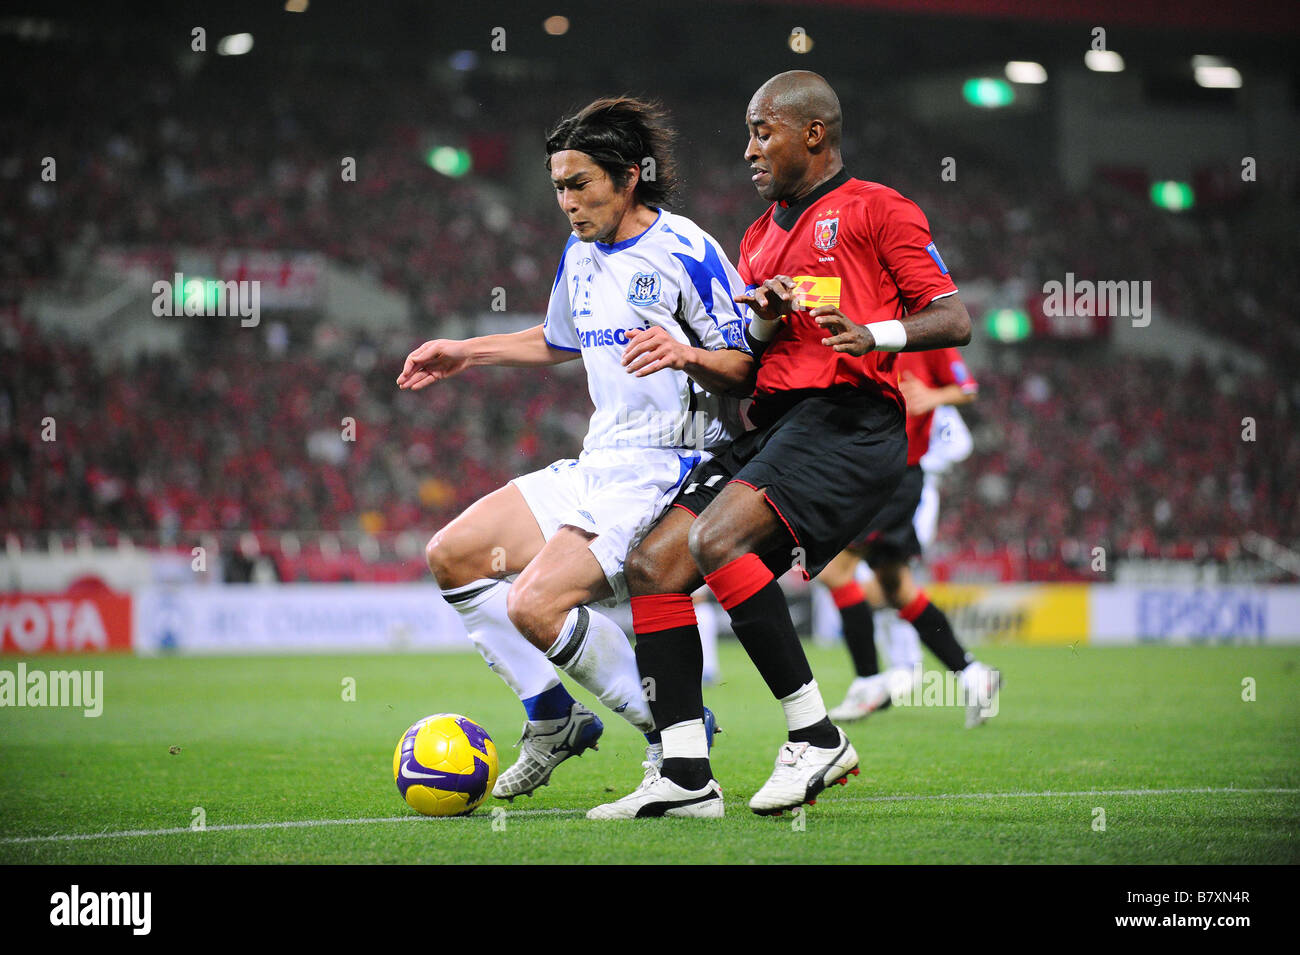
[572,272,593,319]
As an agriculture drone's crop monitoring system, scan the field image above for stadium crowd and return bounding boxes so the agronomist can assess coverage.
[5,46,1297,358]
[6,305,1294,581]
[3,42,1296,580]
[939,351,1297,575]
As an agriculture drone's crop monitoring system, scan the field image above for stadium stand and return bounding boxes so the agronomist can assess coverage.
[3,43,1296,582]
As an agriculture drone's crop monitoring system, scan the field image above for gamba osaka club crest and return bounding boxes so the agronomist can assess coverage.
[627,270,662,306]
[813,217,839,252]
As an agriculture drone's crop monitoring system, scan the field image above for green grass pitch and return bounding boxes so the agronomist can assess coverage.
[2,644,1297,864]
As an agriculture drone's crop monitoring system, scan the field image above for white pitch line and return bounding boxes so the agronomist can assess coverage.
[2,787,1295,846]
[847,786,1300,804]
[0,807,581,845]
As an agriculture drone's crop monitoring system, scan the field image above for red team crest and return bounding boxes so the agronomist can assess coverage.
[813,217,839,251]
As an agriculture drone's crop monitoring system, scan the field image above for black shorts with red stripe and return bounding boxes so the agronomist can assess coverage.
[849,463,924,565]
[672,387,907,578]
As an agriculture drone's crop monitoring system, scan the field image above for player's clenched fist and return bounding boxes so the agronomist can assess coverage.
[812,305,876,355]
[622,326,691,377]
[397,339,471,390]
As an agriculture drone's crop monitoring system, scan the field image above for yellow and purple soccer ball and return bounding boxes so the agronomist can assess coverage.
[393,713,499,816]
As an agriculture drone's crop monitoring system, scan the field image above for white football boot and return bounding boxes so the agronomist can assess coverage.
[827,675,892,722]
[492,701,603,799]
[883,665,920,702]
[961,663,1001,728]
[749,728,860,815]
[586,759,724,819]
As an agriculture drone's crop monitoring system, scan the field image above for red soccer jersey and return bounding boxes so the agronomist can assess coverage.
[738,171,958,413]
[899,347,978,465]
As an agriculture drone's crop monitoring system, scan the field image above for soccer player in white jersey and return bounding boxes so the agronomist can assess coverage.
[398,98,754,798]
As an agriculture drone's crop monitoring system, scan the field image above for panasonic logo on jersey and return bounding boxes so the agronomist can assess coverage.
[576,326,644,348]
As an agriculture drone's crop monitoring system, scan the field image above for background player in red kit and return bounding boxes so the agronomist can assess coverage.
[820,346,1001,728]
[589,70,972,819]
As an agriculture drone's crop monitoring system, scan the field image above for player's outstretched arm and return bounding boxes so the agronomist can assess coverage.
[621,326,756,397]
[397,324,579,391]
[811,293,972,356]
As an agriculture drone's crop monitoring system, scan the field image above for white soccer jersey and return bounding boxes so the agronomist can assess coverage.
[543,209,750,453]
[915,405,972,548]
[919,405,973,475]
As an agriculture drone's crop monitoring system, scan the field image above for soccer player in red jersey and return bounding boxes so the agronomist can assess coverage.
[589,71,972,819]
[820,347,1001,729]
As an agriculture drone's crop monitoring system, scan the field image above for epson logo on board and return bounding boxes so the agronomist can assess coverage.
[1137,590,1267,641]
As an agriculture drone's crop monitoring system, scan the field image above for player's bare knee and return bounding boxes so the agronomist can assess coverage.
[893,582,919,609]
[424,531,456,586]
[875,567,907,608]
[425,527,480,589]
[623,546,658,598]
[878,582,903,609]
[504,578,556,651]
[687,515,735,574]
[503,580,535,634]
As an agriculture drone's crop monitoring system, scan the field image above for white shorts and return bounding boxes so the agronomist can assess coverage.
[511,446,705,604]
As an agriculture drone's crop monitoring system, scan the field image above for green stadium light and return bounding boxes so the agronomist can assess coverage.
[1150,180,1195,212]
[985,308,1031,342]
[175,276,220,312]
[962,78,1015,108]
[426,146,472,178]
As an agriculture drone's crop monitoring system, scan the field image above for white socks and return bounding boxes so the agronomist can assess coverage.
[780,680,828,733]
[545,605,655,735]
[695,597,720,681]
[881,608,923,670]
[442,579,656,737]
[661,719,709,760]
[440,578,558,701]
[960,660,992,693]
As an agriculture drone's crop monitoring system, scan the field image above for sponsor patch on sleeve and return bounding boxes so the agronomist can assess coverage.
[925,242,949,275]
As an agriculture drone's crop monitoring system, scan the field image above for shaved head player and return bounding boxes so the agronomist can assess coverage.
[589,71,972,819]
